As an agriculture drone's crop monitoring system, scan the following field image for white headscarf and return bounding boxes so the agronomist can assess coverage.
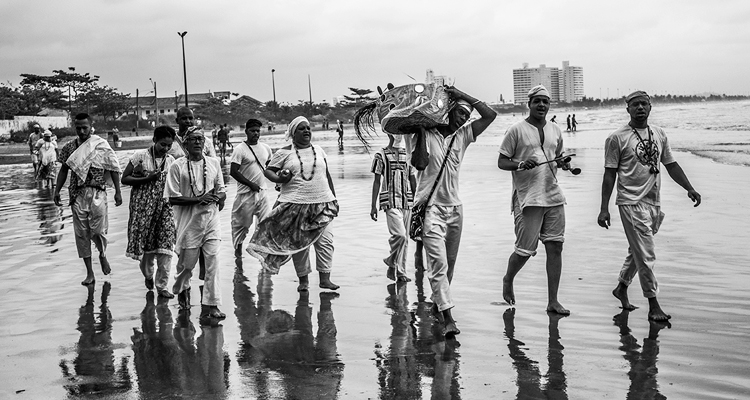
[454,99,474,114]
[286,116,309,141]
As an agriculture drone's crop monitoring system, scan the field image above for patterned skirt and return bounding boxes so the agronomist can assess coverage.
[125,176,176,260]
[247,201,338,274]
[36,162,57,182]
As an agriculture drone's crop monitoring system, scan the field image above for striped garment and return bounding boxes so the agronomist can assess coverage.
[371,147,414,210]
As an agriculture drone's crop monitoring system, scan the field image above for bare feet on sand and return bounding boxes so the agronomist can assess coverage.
[443,321,460,338]
[99,255,111,275]
[297,275,309,292]
[502,275,515,306]
[319,272,340,290]
[81,276,95,286]
[546,301,570,315]
[648,307,672,321]
[612,284,638,310]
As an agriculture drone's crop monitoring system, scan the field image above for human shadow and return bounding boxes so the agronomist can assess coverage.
[234,269,343,399]
[59,282,131,396]
[35,188,63,245]
[374,282,422,399]
[412,267,463,400]
[612,309,670,399]
[129,291,228,397]
[502,308,568,399]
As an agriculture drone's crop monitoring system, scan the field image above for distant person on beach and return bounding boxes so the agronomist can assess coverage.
[132,127,137,137]
[370,133,417,282]
[112,126,119,145]
[217,123,233,161]
[121,125,177,298]
[406,86,497,338]
[165,127,226,325]
[28,124,43,174]
[566,115,571,132]
[247,116,340,292]
[497,85,571,315]
[34,130,58,189]
[230,118,272,258]
[336,120,344,145]
[53,113,123,286]
[550,115,557,124]
[598,90,701,322]
[168,107,216,160]
[572,114,577,132]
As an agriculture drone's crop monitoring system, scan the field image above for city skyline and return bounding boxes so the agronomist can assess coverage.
[2,0,749,105]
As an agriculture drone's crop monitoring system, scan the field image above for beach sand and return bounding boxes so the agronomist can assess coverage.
[1,124,749,399]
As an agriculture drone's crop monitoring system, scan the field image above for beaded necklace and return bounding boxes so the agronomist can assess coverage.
[187,157,208,196]
[294,144,317,181]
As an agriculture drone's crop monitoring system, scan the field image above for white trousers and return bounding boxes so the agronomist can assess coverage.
[618,203,664,298]
[173,239,221,306]
[291,224,334,277]
[231,190,272,250]
[140,253,172,291]
[384,208,411,276]
[422,205,463,312]
[71,187,108,259]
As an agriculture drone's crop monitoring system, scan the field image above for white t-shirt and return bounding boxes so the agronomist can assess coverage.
[268,144,335,204]
[35,139,58,166]
[230,141,272,194]
[604,124,675,206]
[499,120,566,210]
[404,124,475,207]
[164,156,226,251]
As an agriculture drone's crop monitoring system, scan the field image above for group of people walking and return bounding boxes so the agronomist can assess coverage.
[51,85,700,335]
[367,85,700,338]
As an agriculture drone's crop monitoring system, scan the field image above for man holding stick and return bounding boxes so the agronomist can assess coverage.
[497,85,571,315]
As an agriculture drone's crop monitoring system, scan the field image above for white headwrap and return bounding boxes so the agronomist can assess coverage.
[454,99,474,114]
[528,85,550,99]
[286,116,309,141]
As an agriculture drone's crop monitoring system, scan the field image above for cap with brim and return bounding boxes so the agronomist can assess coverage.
[528,85,550,99]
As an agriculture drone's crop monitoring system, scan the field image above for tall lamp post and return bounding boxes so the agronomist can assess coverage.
[271,69,276,105]
[178,31,189,107]
[149,78,158,124]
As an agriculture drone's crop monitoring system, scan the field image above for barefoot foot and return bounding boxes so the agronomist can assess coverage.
[612,286,638,310]
[443,321,461,338]
[648,308,672,321]
[397,275,411,283]
[546,301,570,315]
[319,273,340,290]
[81,276,95,286]
[99,255,111,275]
[503,275,515,306]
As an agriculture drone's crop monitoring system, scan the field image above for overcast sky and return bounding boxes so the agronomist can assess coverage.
[2,0,749,104]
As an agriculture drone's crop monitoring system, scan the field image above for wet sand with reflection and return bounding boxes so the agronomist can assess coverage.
[1,125,749,399]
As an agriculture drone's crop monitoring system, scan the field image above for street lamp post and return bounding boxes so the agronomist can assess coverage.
[271,69,276,105]
[178,31,188,107]
[150,78,158,124]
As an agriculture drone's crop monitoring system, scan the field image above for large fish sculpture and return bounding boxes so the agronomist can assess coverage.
[354,83,453,148]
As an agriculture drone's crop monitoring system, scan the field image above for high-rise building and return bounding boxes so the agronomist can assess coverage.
[426,68,447,87]
[512,61,584,104]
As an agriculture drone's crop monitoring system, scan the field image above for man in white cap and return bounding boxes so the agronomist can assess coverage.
[405,86,497,338]
[497,85,571,315]
[598,90,701,321]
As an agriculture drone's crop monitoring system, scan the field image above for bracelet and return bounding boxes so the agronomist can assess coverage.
[518,161,525,170]
[470,99,482,106]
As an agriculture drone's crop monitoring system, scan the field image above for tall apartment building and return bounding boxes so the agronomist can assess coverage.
[513,61,584,104]
[425,69,447,87]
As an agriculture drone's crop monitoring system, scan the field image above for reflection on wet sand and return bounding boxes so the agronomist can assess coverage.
[35,188,63,245]
[503,308,568,399]
[234,267,343,399]
[60,282,131,396]
[374,269,462,400]
[130,291,229,397]
[613,310,670,399]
